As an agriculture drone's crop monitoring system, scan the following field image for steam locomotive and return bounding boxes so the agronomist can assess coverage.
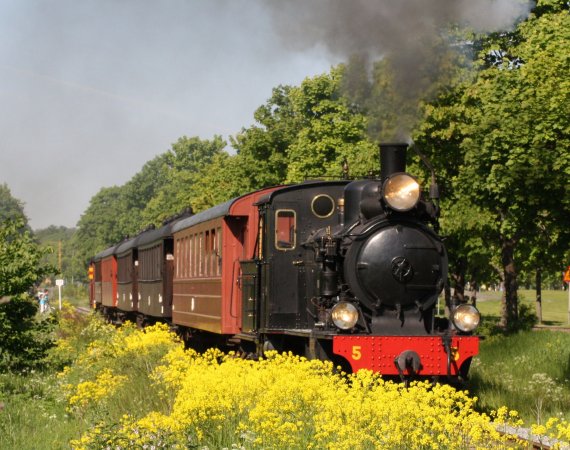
[90,143,480,379]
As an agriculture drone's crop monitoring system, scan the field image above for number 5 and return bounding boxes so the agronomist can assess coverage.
[352,345,362,360]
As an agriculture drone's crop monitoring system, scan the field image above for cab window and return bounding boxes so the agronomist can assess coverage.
[275,210,296,250]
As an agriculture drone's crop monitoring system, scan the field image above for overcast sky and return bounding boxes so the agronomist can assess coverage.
[0,0,530,230]
[0,0,336,229]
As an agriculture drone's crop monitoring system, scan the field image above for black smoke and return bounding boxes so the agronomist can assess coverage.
[264,0,532,139]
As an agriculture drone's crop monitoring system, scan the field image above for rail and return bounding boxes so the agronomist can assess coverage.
[498,424,569,449]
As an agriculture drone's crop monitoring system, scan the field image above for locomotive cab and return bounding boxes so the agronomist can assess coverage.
[254,181,348,333]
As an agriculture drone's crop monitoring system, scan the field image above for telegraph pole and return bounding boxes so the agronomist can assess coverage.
[58,240,62,274]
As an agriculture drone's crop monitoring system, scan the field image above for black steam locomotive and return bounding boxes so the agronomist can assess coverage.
[91,143,480,380]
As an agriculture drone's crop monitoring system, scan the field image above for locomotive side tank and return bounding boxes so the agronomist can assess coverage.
[252,181,349,333]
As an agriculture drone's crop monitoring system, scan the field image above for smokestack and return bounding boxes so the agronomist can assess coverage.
[380,143,407,181]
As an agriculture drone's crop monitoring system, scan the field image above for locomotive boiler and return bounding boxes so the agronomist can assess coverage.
[90,143,480,380]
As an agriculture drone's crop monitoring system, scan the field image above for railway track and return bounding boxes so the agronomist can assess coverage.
[75,305,92,315]
[499,424,569,449]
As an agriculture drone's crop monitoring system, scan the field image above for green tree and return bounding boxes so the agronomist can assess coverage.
[142,136,226,222]
[189,151,250,211]
[0,218,54,371]
[72,186,127,268]
[414,83,498,303]
[286,69,377,181]
[229,85,302,192]
[0,183,28,227]
[35,225,76,279]
[0,219,52,298]
[232,68,377,188]
[119,153,171,236]
[416,1,570,328]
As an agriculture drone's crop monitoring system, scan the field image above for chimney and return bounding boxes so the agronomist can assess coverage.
[380,143,408,181]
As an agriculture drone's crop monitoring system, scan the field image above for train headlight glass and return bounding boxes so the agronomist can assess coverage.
[383,174,421,211]
[452,304,481,332]
[331,302,359,330]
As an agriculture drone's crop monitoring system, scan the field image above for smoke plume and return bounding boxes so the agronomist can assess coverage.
[264,0,532,139]
[266,0,531,61]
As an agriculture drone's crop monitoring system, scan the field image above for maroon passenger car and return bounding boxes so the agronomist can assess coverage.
[170,187,281,341]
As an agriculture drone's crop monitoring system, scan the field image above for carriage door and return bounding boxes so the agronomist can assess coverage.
[164,238,174,312]
[268,204,302,329]
[240,260,259,333]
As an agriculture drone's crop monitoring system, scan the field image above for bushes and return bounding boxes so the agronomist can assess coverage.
[0,217,56,373]
[0,295,55,372]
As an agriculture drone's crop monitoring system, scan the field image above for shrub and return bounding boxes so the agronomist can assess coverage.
[0,295,55,372]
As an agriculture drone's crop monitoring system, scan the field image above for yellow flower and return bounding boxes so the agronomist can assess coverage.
[68,368,127,410]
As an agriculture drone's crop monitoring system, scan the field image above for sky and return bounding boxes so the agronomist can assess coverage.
[0,0,336,229]
[0,0,531,230]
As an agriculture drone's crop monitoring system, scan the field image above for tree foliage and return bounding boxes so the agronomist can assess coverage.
[284,69,377,181]
[415,2,570,327]
[119,153,171,236]
[0,183,27,225]
[0,295,54,371]
[229,85,300,190]
[73,186,127,267]
[0,219,52,298]
[142,135,226,223]
[0,217,55,372]
[35,225,84,282]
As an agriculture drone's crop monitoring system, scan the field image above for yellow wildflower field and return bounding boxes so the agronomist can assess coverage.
[57,321,570,449]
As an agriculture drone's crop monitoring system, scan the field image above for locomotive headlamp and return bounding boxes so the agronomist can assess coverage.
[383,173,421,211]
[452,304,481,333]
[331,302,359,330]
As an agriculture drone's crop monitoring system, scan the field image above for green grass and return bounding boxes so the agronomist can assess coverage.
[435,290,570,424]
[468,330,570,424]
[474,289,570,327]
[0,372,81,450]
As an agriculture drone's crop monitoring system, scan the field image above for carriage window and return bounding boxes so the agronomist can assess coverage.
[275,210,296,250]
[216,227,222,275]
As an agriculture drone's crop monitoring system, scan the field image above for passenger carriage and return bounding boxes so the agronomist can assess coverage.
[136,222,177,322]
[170,186,281,344]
